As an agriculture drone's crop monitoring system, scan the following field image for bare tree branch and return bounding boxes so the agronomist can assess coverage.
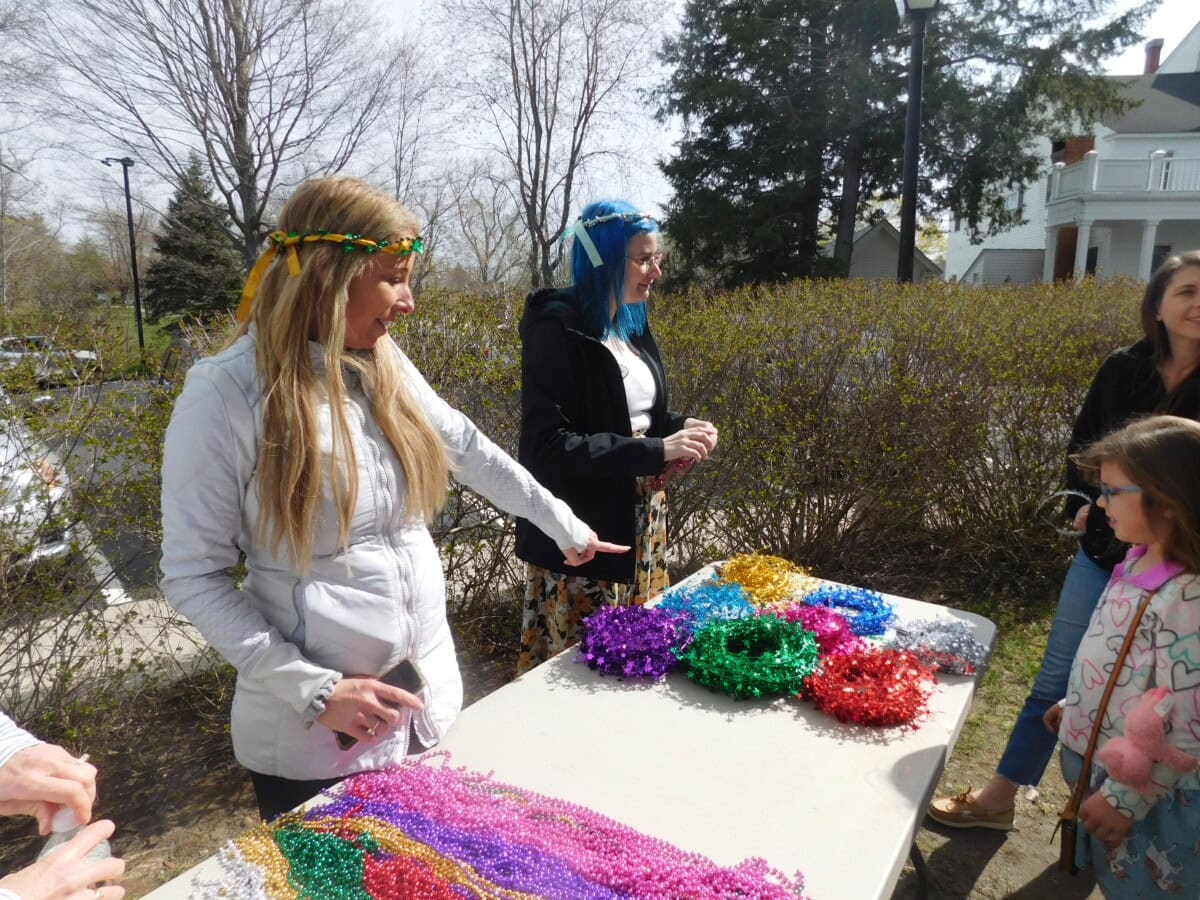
[446,0,655,287]
[31,0,408,268]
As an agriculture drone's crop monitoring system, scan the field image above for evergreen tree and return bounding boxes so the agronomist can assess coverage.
[142,156,243,321]
[659,0,1151,286]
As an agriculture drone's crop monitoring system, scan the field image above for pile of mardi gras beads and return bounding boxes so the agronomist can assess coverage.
[653,578,755,630]
[202,753,809,899]
[803,647,936,727]
[576,604,689,680]
[719,553,806,605]
[802,584,895,637]
[677,614,819,699]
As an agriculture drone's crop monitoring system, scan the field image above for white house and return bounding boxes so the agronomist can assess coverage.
[822,220,944,282]
[945,23,1200,284]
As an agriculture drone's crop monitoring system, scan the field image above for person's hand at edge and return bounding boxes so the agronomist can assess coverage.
[664,425,717,463]
[683,418,719,455]
[0,819,125,900]
[1072,503,1091,533]
[1042,702,1065,734]
[563,532,631,567]
[0,744,97,834]
[317,676,424,744]
[1079,790,1133,851]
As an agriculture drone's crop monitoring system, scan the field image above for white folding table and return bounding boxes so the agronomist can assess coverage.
[147,571,995,899]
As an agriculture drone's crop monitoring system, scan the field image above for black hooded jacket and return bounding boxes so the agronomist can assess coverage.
[515,286,688,581]
[1063,338,1200,570]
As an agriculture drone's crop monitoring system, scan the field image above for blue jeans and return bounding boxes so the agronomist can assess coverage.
[995,548,1112,786]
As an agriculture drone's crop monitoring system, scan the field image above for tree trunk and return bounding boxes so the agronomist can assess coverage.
[833,131,864,275]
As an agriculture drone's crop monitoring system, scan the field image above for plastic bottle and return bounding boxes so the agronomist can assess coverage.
[37,807,111,862]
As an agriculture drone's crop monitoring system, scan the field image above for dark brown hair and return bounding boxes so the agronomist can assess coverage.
[1141,250,1200,362]
[1075,415,1200,572]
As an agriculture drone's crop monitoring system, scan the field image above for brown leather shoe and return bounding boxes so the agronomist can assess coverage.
[927,786,1015,831]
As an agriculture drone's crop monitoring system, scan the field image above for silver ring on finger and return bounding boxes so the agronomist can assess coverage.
[366,718,382,737]
[94,889,104,900]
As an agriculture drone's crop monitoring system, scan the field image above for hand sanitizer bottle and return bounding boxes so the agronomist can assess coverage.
[37,807,111,862]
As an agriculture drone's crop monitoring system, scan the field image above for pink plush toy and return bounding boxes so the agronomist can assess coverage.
[1097,686,1200,797]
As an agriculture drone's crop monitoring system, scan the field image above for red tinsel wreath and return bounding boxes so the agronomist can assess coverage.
[802,647,937,728]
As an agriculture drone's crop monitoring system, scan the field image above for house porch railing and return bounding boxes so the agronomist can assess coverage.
[1049,150,1200,200]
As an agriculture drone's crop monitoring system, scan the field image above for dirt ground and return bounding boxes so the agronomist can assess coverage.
[894,751,1102,899]
[1,641,1103,899]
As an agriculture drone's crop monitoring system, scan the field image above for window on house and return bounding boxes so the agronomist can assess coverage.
[953,213,961,232]
[1161,151,1175,190]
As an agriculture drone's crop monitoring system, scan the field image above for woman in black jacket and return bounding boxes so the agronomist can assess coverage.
[514,200,718,674]
[929,250,1200,831]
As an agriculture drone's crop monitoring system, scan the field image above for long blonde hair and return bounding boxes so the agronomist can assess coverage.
[231,176,448,567]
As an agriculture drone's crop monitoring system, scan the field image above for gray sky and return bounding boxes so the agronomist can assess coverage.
[1104,0,1198,73]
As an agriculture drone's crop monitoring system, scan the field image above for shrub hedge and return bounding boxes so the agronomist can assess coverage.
[0,277,1140,721]
[397,277,1137,616]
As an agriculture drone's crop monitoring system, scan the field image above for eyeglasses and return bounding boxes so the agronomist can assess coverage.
[626,252,663,271]
[1098,484,1142,502]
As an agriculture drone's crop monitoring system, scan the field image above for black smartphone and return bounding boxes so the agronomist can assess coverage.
[335,658,427,751]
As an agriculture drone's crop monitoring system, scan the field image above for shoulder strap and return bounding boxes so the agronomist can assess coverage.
[1062,586,1156,818]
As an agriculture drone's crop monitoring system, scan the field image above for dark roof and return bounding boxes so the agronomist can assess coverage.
[1102,72,1200,133]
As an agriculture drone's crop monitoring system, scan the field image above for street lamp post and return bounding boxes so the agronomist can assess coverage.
[101,156,145,359]
[895,0,940,283]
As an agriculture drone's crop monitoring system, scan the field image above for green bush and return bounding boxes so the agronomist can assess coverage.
[0,277,1140,726]
[398,278,1137,613]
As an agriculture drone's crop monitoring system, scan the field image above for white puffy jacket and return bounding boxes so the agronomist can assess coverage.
[160,330,590,780]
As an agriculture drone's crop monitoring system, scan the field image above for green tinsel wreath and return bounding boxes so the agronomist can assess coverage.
[676,615,818,699]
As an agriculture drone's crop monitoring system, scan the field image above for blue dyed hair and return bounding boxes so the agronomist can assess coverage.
[569,199,657,340]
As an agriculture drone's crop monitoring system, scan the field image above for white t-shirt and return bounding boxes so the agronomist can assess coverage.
[603,334,657,434]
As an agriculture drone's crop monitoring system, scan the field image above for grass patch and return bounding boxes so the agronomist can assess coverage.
[949,597,1060,758]
[90,305,175,372]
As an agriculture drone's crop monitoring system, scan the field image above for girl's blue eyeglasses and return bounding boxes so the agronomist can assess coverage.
[1098,484,1142,502]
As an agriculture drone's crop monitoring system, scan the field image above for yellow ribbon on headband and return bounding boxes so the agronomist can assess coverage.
[236,230,424,321]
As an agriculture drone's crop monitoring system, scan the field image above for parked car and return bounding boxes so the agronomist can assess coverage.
[0,336,100,384]
[0,392,72,563]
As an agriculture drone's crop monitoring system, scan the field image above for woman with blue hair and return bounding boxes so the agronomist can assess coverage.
[514,200,719,673]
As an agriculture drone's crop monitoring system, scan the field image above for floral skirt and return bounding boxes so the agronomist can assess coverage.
[516,476,669,675]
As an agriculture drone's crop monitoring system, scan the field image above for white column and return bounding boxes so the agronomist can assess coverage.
[1138,220,1160,281]
[1042,226,1058,282]
[1149,150,1167,191]
[1073,220,1093,281]
[1084,150,1099,192]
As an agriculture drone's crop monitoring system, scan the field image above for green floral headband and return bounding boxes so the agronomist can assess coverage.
[559,211,657,268]
[238,230,424,320]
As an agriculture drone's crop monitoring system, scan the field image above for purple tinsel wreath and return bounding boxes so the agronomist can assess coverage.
[576,604,689,680]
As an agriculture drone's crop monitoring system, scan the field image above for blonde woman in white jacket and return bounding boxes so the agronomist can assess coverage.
[160,176,625,820]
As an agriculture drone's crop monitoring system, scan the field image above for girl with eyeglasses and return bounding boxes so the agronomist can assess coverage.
[930,251,1200,831]
[1044,415,1200,896]
[513,199,719,674]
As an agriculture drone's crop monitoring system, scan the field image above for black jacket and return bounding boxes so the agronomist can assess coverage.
[1063,338,1200,569]
[515,287,688,581]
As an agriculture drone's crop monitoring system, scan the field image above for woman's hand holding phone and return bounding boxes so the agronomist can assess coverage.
[318,675,424,746]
